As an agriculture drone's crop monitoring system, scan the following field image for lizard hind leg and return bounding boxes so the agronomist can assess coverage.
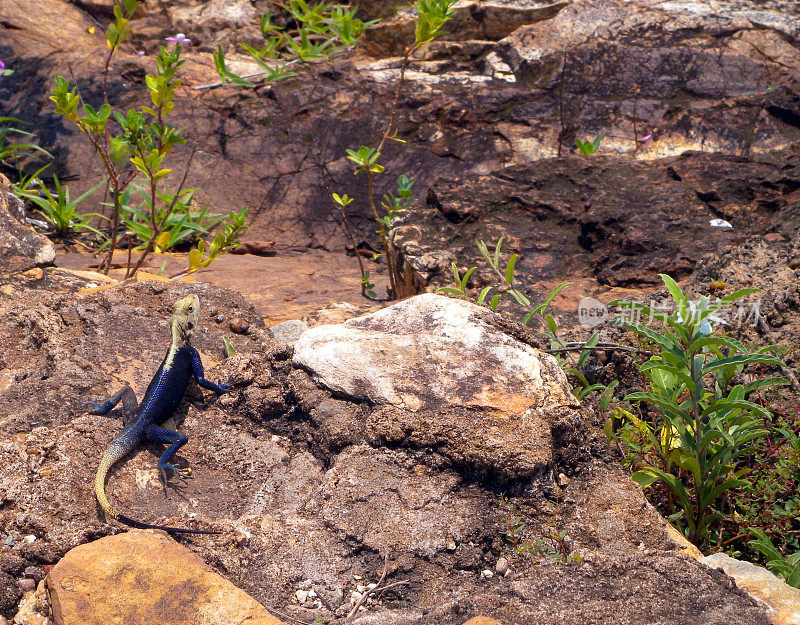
[146,425,191,495]
[88,385,139,426]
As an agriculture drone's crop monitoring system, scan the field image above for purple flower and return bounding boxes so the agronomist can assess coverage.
[639,132,653,142]
[165,33,192,47]
[0,60,5,71]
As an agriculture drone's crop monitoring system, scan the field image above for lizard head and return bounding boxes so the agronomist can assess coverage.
[171,294,200,345]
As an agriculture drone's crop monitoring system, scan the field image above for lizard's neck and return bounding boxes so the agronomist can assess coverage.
[170,318,191,348]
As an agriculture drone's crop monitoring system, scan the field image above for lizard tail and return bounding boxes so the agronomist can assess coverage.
[94,444,221,535]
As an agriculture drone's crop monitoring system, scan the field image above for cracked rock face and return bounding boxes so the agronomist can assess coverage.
[390,153,800,292]
[3,0,798,258]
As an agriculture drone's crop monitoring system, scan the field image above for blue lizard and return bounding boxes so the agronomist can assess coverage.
[89,294,228,534]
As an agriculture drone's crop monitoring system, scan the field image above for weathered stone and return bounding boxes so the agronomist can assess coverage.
[293,293,575,412]
[321,446,486,558]
[11,580,50,625]
[360,0,569,57]
[309,398,365,452]
[46,530,287,625]
[702,553,800,625]
[0,189,56,267]
[462,618,504,625]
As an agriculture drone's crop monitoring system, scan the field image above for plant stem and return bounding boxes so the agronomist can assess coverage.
[367,169,397,297]
[339,203,369,295]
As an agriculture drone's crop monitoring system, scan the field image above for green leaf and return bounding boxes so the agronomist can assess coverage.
[631,471,659,488]
[505,254,517,285]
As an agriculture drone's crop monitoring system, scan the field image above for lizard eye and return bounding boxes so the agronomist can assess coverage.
[187,306,194,313]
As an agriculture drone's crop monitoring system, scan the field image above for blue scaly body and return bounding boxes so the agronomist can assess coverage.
[91,295,228,534]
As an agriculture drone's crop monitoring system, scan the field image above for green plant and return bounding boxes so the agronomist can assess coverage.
[438,237,619,402]
[575,134,602,156]
[498,495,579,568]
[338,0,458,299]
[11,163,53,197]
[18,176,106,236]
[749,528,800,588]
[50,0,241,278]
[608,274,785,545]
[180,206,249,276]
[110,184,226,253]
[213,1,377,88]
[440,237,570,323]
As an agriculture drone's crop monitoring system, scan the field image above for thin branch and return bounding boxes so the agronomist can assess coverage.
[343,553,409,623]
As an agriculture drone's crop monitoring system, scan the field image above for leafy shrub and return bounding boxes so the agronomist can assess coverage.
[607,274,785,545]
[50,0,247,278]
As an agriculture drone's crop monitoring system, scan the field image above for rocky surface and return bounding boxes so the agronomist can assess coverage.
[47,530,287,625]
[702,553,800,625]
[390,152,800,293]
[0,277,774,624]
[2,0,800,623]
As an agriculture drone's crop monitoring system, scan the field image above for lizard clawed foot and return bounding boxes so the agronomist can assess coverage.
[159,463,192,497]
[86,401,103,414]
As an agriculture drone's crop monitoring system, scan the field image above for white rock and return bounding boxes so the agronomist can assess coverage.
[495,557,509,576]
[295,590,309,604]
[269,319,309,346]
[481,569,494,579]
[293,294,576,413]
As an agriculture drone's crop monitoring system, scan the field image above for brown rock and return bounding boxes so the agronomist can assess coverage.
[462,618,503,625]
[46,530,287,625]
[230,317,251,334]
[366,404,560,482]
[0,189,56,268]
[230,241,277,256]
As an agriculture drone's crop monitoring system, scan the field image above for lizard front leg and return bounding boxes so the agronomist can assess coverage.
[145,424,191,495]
[88,385,139,426]
[189,347,231,393]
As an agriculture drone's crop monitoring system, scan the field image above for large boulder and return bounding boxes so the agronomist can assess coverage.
[293,293,577,480]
